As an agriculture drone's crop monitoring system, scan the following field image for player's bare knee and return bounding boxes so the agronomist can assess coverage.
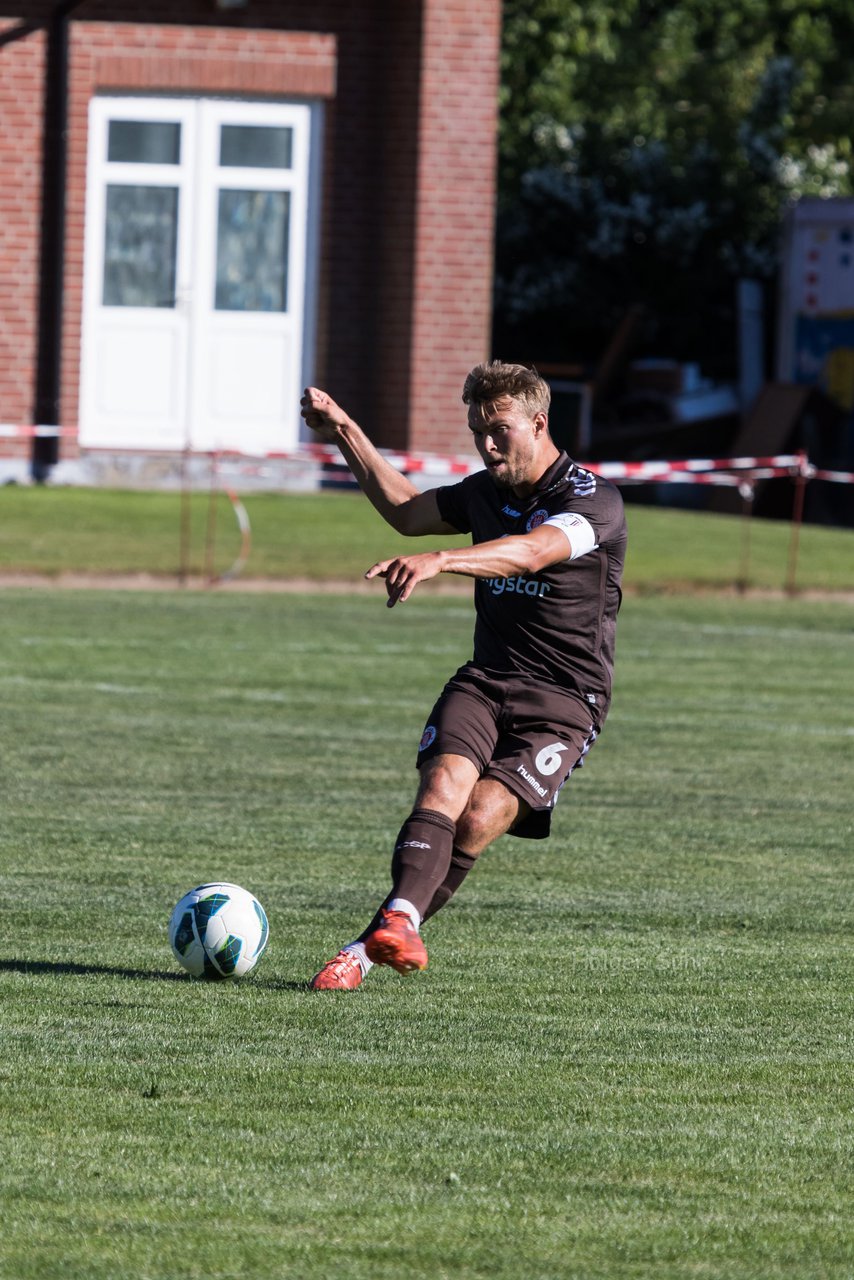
[415,753,478,818]
[456,808,503,854]
[457,783,521,853]
[454,809,487,854]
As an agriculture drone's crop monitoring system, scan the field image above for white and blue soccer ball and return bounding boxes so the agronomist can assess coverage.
[168,882,269,980]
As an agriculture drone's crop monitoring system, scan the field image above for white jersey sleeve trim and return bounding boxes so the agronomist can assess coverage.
[544,511,598,560]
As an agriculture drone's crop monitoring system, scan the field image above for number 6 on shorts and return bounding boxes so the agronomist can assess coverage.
[534,741,569,776]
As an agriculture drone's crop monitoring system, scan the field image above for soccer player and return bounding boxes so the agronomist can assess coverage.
[301,362,627,989]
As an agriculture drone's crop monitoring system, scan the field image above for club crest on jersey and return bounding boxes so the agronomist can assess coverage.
[419,725,437,752]
[526,508,549,532]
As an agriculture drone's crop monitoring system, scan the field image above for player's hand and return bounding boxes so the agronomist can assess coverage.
[365,551,445,607]
[299,387,351,442]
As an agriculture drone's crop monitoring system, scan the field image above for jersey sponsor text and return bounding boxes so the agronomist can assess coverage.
[486,575,552,598]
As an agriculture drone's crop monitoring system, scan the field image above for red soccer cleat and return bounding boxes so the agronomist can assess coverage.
[310,949,365,990]
[364,910,428,974]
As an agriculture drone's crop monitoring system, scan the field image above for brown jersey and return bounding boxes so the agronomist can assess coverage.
[436,452,627,724]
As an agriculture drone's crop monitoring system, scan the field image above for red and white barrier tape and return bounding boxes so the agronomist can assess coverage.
[0,424,78,439]
[596,467,793,487]
[588,454,806,479]
[588,454,801,478]
[2,424,853,485]
[260,441,476,476]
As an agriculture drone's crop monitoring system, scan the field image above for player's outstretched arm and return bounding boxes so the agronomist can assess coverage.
[300,387,456,536]
[366,525,573,607]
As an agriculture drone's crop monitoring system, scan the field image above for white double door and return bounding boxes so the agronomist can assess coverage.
[80,96,318,454]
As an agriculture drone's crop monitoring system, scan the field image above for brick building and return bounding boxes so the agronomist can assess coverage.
[0,1,501,476]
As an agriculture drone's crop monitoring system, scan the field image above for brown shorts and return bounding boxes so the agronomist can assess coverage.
[416,664,598,839]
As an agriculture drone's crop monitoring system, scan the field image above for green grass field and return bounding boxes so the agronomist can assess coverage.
[1,484,853,592]
[1,580,852,1278]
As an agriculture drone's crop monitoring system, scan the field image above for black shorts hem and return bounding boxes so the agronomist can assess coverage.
[484,764,553,839]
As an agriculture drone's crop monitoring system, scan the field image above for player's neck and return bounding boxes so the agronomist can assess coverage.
[510,444,562,498]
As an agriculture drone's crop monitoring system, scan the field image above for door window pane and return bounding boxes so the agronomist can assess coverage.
[219,125,292,170]
[108,120,181,165]
[215,188,290,312]
[103,184,178,307]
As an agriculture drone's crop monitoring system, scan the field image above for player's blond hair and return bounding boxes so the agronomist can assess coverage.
[462,361,551,422]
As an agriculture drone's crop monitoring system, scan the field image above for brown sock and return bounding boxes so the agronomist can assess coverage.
[357,808,456,939]
[422,846,478,922]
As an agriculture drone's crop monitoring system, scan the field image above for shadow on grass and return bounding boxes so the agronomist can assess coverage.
[0,957,185,981]
[0,957,309,990]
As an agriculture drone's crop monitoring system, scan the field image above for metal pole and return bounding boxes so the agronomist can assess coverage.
[784,452,810,596]
[204,452,220,585]
[179,447,192,587]
[736,481,754,594]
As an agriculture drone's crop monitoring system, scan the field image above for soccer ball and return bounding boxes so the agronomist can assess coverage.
[168,882,269,980]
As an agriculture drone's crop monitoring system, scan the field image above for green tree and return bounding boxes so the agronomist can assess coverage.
[496,0,854,374]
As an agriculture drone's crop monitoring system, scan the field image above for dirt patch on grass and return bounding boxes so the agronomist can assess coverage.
[0,570,852,601]
[0,571,473,595]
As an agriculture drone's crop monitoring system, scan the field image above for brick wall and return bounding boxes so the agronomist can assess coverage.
[0,1,501,461]
[0,20,45,452]
[406,0,501,454]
